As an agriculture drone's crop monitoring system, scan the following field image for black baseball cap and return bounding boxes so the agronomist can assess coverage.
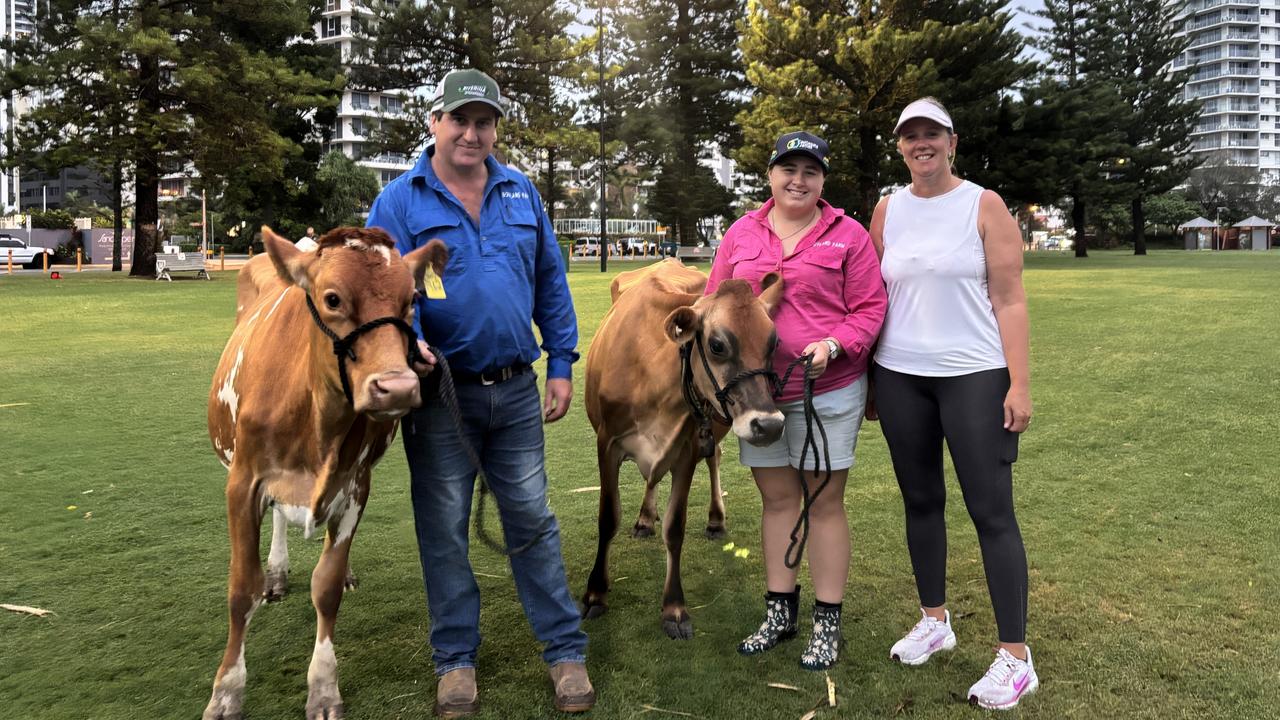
[768,131,831,172]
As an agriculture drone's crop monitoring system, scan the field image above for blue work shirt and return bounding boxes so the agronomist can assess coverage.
[366,147,578,378]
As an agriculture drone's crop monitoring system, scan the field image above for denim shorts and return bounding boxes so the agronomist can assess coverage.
[738,375,867,471]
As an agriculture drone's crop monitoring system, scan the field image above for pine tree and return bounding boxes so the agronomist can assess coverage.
[1,0,134,270]
[1083,0,1200,255]
[737,0,1030,221]
[612,0,745,243]
[350,0,592,202]
[5,0,343,276]
[1030,0,1131,258]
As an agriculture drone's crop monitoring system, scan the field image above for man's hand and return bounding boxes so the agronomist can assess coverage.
[410,339,437,376]
[544,377,572,423]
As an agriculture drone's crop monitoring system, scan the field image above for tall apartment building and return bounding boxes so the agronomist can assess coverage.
[0,0,38,211]
[1173,0,1280,177]
[314,0,415,187]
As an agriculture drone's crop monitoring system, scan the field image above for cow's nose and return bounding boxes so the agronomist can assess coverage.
[749,414,784,445]
[367,371,421,410]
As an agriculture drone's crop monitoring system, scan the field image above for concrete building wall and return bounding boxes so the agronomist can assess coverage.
[315,0,415,187]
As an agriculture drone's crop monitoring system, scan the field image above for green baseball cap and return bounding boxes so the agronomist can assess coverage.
[430,68,506,117]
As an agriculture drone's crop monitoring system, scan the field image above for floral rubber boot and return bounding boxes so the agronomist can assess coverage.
[737,585,799,655]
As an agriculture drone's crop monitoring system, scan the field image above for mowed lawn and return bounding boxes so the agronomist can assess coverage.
[1,250,1276,719]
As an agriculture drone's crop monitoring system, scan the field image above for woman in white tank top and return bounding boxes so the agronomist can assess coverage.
[867,97,1038,710]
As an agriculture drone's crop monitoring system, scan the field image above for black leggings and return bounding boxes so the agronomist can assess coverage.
[871,363,1028,643]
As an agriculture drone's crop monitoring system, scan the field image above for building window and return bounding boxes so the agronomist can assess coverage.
[326,0,338,10]
[380,95,403,114]
[322,16,339,38]
[352,92,370,110]
[381,169,404,184]
[351,118,371,136]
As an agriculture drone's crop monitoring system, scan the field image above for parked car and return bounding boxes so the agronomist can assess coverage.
[573,237,601,256]
[620,237,658,256]
[0,234,54,268]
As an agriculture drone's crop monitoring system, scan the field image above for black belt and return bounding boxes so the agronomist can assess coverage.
[452,363,532,385]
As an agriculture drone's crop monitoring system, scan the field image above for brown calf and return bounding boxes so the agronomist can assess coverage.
[203,226,445,720]
[582,259,785,639]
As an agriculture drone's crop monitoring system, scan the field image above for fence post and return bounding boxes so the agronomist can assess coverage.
[219,247,225,271]
[6,249,11,273]
[76,248,83,272]
[42,252,48,271]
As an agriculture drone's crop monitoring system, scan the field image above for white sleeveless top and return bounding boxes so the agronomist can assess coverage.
[875,180,1006,376]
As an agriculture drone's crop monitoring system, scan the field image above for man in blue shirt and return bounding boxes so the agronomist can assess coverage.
[366,68,592,716]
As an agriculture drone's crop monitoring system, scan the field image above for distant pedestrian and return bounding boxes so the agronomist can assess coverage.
[296,227,318,252]
[868,97,1037,710]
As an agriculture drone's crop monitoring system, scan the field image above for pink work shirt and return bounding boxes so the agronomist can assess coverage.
[706,198,887,403]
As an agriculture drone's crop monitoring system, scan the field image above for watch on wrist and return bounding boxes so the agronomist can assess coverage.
[823,338,839,360]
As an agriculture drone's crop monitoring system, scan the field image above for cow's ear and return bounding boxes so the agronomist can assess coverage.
[263,225,312,290]
[664,306,701,345]
[404,238,448,288]
[759,271,784,315]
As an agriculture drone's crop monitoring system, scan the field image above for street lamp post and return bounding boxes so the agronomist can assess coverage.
[598,0,608,273]
[1216,206,1227,250]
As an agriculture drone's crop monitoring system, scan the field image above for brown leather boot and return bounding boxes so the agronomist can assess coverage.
[549,661,595,713]
[434,667,479,717]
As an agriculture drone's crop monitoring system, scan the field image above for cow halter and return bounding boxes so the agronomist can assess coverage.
[678,329,777,456]
[679,329,832,571]
[304,293,425,406]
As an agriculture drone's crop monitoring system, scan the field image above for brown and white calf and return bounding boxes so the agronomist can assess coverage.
[582,259,785,639]
[203,226,445,720]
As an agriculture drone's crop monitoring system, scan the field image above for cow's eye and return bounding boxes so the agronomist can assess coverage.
[708,337,727,356]
[324,292,341,310]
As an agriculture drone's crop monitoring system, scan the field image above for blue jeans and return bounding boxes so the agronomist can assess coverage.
[403,370,588,675]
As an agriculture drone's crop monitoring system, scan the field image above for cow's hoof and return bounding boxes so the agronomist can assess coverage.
[581,597,608,620]
[632,524,655,538]
[264,571,288,602]
[203,691,243,720]
[305,701,344,719]
[704,525,727,540]
[662,615,694,640]
[343,571,359,591]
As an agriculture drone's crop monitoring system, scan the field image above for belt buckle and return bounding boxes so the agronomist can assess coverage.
[481,366,513,386]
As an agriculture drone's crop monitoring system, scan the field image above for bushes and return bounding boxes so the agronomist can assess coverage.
[29,209,75,230]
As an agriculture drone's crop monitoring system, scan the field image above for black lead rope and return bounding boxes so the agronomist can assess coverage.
[428,348,547,558]
[304,293,425,405]
[773,354,833,570]
[303,293,535,555]
[677,332,832,570]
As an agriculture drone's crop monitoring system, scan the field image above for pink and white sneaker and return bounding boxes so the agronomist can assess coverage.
[967,646,1039,710]
[889,609,957,666]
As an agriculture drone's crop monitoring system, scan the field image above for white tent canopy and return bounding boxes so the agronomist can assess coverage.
[1233,216,1274,228]
[1179,216,1218,229]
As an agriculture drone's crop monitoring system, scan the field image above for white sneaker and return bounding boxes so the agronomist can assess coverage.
[967,646,1039,710]
[889,609,957,666]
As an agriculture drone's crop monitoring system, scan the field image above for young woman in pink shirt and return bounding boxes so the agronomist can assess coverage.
[706,131,886,670]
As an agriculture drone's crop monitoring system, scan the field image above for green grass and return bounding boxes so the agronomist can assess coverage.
[1,250,1277,719]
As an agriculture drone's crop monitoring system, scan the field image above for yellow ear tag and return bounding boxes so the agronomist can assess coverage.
[422,266,446,300]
